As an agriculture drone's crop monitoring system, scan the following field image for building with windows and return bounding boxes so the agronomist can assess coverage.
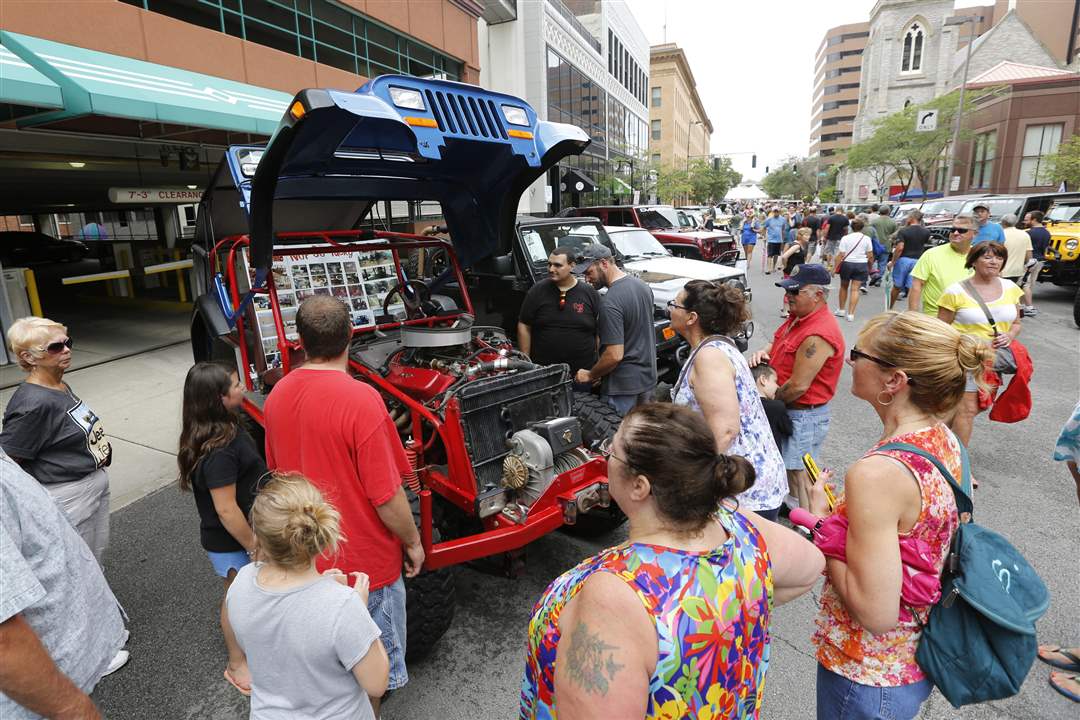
[810,22,869,161]
[478,0,649,214]
[839,0,1068,201]
[647,43,713,174]
[932,61,1078,195]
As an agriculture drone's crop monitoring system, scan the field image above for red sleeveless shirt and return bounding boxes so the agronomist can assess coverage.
[769,304,845,406]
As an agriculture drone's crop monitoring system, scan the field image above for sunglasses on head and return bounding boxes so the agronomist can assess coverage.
[559,289,567,311]
[45,338,73,354]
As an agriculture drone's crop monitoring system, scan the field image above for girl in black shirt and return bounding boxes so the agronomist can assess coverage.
[178,362,267,696]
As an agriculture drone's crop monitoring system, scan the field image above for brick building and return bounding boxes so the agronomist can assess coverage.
[647,43,713,174]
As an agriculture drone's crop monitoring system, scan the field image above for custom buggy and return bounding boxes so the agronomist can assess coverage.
[190,77,626,659]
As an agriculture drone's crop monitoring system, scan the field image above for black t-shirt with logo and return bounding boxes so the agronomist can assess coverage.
[0,382,112,485]
[826,213,849,241]
[192,428,266,552]
[803,214,821,234]
[896,224,931,259]
[519,278,601,374]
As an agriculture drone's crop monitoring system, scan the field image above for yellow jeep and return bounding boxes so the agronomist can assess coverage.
[1037,200,1080,325]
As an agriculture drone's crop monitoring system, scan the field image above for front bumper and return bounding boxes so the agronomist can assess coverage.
[1039,258,1080,286]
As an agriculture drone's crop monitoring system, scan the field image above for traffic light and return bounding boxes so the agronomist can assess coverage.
[765,166,769,174]
[751,154,757,168]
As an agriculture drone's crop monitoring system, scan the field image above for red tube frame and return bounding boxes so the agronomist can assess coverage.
[215,229,612,570]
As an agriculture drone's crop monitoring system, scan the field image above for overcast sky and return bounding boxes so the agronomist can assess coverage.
[622,0,881,181]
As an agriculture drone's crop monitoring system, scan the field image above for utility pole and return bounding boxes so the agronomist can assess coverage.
[942,15,980,197]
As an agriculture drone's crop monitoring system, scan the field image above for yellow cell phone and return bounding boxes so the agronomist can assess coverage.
[803,453,837,509]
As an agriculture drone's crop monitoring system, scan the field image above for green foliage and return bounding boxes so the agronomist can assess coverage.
[687,156,742,204]
[1044,135,1080,188]
[654,164,692,204]
[760,156,823,201]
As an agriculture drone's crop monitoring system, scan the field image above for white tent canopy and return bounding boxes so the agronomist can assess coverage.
[724,183,768,201]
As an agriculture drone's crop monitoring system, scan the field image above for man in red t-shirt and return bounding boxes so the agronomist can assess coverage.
[264,295,423,701]
[749,264,845,510]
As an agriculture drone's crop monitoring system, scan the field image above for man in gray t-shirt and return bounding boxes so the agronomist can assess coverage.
[572,244,658,414]
[0,450,127,720]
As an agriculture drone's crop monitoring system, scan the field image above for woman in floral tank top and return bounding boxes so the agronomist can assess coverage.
[521,404,824,719]
[807,311,993,720]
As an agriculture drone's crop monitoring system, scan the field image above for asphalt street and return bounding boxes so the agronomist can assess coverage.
[89,270,1079,720]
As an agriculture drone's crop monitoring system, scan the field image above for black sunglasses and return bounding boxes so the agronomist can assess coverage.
[849,347,916,384]
[45,338,73,354]
[558,289,567,311]
[784,286,802,296]
[947,226,974,235]
[666,299,688,310]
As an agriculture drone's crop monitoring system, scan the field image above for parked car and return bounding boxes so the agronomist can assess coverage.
[1036,199,1080,325]
[0,231,88,265]
[465,216,751,385]
[927,192,1080,245]
[565,205,737,262]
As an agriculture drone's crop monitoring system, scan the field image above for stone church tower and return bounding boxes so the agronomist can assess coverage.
[843,0,965,202]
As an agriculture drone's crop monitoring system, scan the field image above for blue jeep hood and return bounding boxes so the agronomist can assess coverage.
[243,77,589,271]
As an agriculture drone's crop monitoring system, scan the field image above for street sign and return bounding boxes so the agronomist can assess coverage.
[916,110,938,132]
[950,175,961,191]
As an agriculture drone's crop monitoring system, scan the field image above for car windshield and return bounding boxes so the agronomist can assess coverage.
[676,211,696,228]
[1047,203,1080,222]
[638,207,679,230]
[609,229,669,259]
[519,222,608,265]
[960,198,1022,220]
[920,198,968,216]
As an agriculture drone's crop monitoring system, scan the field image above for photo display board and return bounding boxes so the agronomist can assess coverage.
[242,245,403,369]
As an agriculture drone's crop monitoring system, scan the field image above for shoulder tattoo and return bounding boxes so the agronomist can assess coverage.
[565,620,624,695]
[803,341,819,359]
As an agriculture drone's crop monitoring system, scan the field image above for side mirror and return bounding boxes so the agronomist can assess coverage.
[491,253,514,276]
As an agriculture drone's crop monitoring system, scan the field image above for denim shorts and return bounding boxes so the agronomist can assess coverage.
[780,404,832,471]
[368,576,408,690]
[816,664,932,720]
[891,256,917,290]
[207,550,250,578]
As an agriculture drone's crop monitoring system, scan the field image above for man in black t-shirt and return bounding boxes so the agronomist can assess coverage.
[803,208,821,258]
[517,246,601,376]
[888,209,930,308]
[822,208,849,265]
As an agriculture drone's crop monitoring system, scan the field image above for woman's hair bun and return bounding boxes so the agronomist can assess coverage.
[250,473,342,569]
[713,453,756,500]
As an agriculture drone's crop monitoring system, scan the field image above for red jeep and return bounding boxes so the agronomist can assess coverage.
[567,205,738,263]
[190,79,625,660]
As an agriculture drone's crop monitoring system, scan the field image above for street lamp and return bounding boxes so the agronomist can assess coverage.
[942,14,982,197]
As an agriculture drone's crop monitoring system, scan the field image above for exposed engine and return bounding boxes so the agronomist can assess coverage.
[358,317,597,521]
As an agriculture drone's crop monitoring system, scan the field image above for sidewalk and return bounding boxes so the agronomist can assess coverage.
[0,343,191,510]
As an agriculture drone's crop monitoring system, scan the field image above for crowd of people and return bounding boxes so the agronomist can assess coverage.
[0,202,1075,718]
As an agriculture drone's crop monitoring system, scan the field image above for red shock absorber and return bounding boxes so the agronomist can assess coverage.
[402,439,422,493]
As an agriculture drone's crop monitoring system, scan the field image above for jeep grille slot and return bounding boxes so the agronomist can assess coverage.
[425,89,445,131]
[456,365,572,492]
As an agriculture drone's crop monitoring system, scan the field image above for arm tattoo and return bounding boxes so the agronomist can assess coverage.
[565,621,624,695]
[803,341,818,359]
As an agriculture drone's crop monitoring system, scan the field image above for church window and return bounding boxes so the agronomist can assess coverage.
[901,23,924,73]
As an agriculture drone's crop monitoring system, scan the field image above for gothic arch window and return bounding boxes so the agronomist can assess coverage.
[901,22,925,73]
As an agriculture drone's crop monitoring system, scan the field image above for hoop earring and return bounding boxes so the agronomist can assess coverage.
[877,390,894,406]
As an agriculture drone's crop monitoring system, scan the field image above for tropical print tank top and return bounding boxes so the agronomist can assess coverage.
[520,509,773,719]
[813,423,962,687]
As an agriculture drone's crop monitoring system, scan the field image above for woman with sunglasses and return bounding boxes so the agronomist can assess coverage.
[807,311,992,720]
[1,317,113,564]
[935,241,1023,447]
[521,403,823,720]
[178,361,266,695]
[668,280,789,520]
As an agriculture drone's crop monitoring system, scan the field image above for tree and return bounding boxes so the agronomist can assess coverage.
[687,157,742,204]
[760,156,817,201]
[653,164,692,204]
[1044,134,1080,189]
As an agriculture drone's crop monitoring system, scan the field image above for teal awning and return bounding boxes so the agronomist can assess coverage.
[0,31,291,135]
[0,42,63,109]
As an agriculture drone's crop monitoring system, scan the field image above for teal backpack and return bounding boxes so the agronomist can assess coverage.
[877,441,1050,708]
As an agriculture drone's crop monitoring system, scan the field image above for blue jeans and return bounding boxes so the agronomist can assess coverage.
[816,665,932,720]
[368,576,409,689]
[780,404,832,471]
[604,391,653,415]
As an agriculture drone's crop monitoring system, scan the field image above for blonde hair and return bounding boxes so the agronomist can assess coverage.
[6,317,67,371]
[859,311,993,415]
[796,227,812,242]
[250,473,342,570]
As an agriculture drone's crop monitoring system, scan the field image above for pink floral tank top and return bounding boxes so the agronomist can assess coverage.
[813,423,962,687]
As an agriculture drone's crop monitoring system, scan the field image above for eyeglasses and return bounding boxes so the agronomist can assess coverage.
[849,347,895,368]
[948,226,974,235]
[44,338,73,354]
[599,436,632,468]
[666,299,688,311]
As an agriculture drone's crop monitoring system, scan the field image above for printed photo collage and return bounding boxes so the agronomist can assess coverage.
[243,246,403,369]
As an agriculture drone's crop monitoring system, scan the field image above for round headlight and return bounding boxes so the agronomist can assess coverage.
[1065,238,1079,251]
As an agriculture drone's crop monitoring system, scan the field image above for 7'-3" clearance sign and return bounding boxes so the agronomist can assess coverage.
[107,187,204,204]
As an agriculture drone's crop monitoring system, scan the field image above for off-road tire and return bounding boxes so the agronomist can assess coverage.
[562,392,628,538]
[404,492,456,661]
[1073,285,1080,328]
